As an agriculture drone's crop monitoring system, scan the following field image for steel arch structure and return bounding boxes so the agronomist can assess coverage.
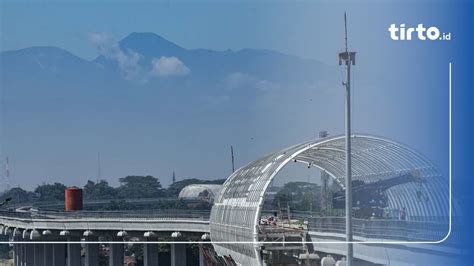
[209,134,448,265]
[178,184,222,202]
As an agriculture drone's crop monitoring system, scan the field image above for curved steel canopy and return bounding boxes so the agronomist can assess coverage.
[209,134,448,265]
[178,184,222,202]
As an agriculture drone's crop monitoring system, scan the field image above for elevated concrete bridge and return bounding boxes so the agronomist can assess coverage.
[0,134,461,265]
[1,209,210,266]
[0,209,461,265]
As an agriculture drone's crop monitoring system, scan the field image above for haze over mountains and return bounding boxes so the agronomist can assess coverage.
[0,32,346,189]
[2,32,338,113]
[0,32,450,190]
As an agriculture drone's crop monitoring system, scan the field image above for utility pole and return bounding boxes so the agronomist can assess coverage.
[319,131,329,215]
[172,171,176,184]
[97,152,101,183]
[230,145,235,173]
[4,156,11,191]
[338,12,356,266]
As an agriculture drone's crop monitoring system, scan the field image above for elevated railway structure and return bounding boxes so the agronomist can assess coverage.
[0,208,460,266]
[210,134,453,265]
[0,134,461,265]
[1,209,210,266]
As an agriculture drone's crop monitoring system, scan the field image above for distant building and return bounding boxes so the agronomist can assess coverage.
[178,184,222,203]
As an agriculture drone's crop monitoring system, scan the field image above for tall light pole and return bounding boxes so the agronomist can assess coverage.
[231,145,235,173]
[338,12,355,266]
[97,152,101,183]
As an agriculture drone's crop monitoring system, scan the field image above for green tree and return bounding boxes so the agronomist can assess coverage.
[0,187,37,204]
[117,175,164,198]
[34,182,67,201]
[101,199,128,210]
[83,180,117,199]
[273,182,321,212]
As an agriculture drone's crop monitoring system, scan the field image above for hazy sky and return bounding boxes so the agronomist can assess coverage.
[1,1,420,64]
[0,0,457,190]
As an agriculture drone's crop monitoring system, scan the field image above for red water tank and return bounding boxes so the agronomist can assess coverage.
[65,186,83,211]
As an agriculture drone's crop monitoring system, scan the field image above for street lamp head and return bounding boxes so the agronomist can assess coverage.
[338,51,356,66]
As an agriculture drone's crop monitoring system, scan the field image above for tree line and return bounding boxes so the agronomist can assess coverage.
[0,175,226,203]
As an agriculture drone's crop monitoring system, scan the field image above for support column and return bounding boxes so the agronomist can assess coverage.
[44,243,53,266]
[14,243,22,266]
[143,243,159,266]
[53,244,67,266]
[171,244,186,266]
[19,244,24,266]
[67,238,81,266]
[198,244,205,266]
[13,231,22,266]
[34,243,45,266]
[84,242,99,266]
[109,243,124,266]
[13,244,17,266]
[24,244,34,266]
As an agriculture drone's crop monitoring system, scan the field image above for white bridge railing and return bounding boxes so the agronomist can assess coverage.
[0,209,210,220]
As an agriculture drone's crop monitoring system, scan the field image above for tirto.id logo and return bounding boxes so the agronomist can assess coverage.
[388,24,451,41]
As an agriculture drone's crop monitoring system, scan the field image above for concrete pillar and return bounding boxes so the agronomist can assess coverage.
[198,244,205,266]
[14,243,21,266]
[34,243,45,266]
[13,232,22,266]
[16,245,22,266]
[17,244,25,266]
[84,243,99,266]
[24,244,34,266]
[143,243,159,266]
[13,244,17,266]
[14,243,23,266]
[53,244,67,266]
[43,243,53,266]
[171,244,186,266]
[109,243,124,266]
[67,238,81,266]
[11,229,22,266]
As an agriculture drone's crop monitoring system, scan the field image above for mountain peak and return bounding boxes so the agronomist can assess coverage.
[119,32,186,57]
[2,46,80,58]
[1,46,92,69]
[123,32,171,41]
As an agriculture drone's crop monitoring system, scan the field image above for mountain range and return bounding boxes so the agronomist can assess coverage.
[0,32,341,188]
